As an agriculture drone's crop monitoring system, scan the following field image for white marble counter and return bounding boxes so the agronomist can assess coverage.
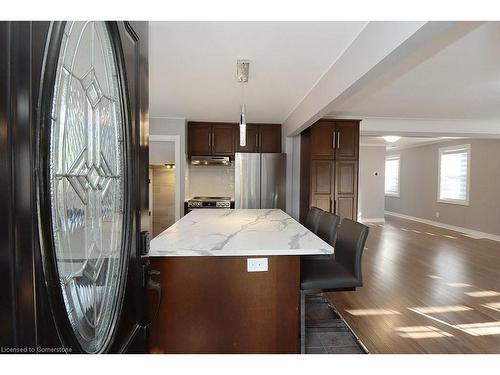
[149,209,334,257]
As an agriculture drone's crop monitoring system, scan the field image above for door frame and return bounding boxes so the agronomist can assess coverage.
[149,134,181,222]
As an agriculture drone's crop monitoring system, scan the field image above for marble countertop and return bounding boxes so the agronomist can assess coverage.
[149,209,334,257]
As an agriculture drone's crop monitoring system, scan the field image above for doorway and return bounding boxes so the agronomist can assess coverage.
[149,136,181,237]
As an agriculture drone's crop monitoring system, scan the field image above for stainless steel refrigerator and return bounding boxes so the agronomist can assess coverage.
[235,153,286,209]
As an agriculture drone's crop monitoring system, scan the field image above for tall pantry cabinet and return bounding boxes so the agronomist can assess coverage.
[300,119,360,224]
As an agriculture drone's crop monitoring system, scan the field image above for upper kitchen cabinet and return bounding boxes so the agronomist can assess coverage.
[309,119,359,160]
[188,122,213,156]
[235,123,282,153]
[212,124,235,155]
[188,122,235,157]
[259,124,282,153]
[335,120,359,160]
[235,124,260,153]
[310,120,335,159]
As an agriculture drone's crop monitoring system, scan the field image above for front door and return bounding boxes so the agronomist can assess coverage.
[0,21,152,354]
[37,21,151,354]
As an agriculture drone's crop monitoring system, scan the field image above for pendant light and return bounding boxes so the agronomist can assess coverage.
[239,103,247,147]
[237,59,250,147]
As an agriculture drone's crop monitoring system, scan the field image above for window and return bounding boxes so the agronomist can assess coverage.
[385,155,400,197]
[438,144,471,205]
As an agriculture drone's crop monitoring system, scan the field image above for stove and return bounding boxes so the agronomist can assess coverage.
[187,196,232,209]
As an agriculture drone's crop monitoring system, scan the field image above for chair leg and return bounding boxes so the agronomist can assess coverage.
[300,290,306,354]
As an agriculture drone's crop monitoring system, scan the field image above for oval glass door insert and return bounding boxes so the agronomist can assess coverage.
[49,21,128,353]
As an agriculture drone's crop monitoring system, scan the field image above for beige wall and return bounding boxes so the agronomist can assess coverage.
[385,139,500,236]
[359,145,386,221]
[152,167,176,237]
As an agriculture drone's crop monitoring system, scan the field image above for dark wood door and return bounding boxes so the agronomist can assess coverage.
[212,123,235,156]
[334,161,358,220]
[259,124,282,153]
[335,121,359,160]
[236,124,259,153]
[188,122,212,156]
[310,121,335,159]
[310,160,334,212]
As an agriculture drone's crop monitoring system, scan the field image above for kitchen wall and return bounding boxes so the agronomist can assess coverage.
[186,164,235,199]
[358,145,386,222]
[386,138,500,236]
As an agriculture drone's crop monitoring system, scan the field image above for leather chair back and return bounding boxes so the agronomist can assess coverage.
[316,212,340,246]
[304,207,323,234]
[334,219,369,283]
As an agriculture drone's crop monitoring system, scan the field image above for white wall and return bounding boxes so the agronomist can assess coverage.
[358,145,386,222]
[150,141,175,164]
[149,117,187,207]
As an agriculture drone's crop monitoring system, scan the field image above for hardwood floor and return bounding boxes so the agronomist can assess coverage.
[325,215,500,353]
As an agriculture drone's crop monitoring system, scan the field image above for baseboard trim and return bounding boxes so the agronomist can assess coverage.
[360,217,386,223]
[384,211,500,242]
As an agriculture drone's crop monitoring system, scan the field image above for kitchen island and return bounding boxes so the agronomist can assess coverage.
[148,209,333,354]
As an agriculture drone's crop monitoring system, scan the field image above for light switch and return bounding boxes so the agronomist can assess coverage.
[247,258,268,272]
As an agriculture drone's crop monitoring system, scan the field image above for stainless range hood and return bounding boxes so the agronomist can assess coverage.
[190,156,231,166]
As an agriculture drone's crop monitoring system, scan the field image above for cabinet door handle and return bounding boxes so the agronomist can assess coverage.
[337,131,340,149]
[208,132,212,149]
[255,132,259,149]
[332,131,336,150]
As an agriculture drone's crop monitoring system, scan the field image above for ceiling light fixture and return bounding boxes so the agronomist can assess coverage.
[237,59,250,147]
[382,136,401,143]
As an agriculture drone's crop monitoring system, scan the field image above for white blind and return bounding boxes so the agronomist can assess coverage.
[439,147,469,202]
[385,156,400,195]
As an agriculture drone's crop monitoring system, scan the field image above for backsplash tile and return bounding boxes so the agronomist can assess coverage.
[187,164,235,199]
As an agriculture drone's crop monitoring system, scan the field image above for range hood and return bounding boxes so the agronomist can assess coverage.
[190,156,231,166]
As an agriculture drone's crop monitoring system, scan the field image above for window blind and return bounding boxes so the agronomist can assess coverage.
[439,147,469,203]
[385,156,400,196]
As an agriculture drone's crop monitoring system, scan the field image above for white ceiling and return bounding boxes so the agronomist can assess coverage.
[149,21,366,123]
[360,136,466,150]
[329,22,500,121]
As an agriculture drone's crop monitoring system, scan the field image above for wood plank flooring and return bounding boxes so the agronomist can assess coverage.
[325,215,500,353]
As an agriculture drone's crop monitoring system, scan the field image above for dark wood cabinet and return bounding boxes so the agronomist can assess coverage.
[310,121,335,159]
[235,123,282,154]
[188,122,281,156]
[212,124,235,155]
[300,119,360,222]
[259,124,282,153]
[310,160,334,212]
[188,122,213,156]
[334,161,358,220]
[335,121,359,160]
[235,124,260,153]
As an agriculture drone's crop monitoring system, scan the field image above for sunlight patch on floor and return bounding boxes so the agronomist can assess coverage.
[428,275,442,279]
[456,321,500,336]
[345,308,401,316]
[425,232,437,236]
[443,235,458,239]
[409,305,473,314]
[412,230,422,234]
[466,291,500,298]
[447,283,472,288]
[396,326,453,339]
[482,302,500,312]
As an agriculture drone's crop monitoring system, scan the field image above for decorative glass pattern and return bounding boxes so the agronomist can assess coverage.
[49,21,127,353]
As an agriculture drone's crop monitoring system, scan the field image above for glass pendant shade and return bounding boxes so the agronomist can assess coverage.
[239,103,247,147]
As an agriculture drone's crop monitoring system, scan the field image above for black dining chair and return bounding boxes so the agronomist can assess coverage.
[304,207,323,234]
[316,211,341,246]
[299,218,369,353]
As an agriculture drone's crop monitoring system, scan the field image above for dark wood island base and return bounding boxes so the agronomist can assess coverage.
[148,256,300,354]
